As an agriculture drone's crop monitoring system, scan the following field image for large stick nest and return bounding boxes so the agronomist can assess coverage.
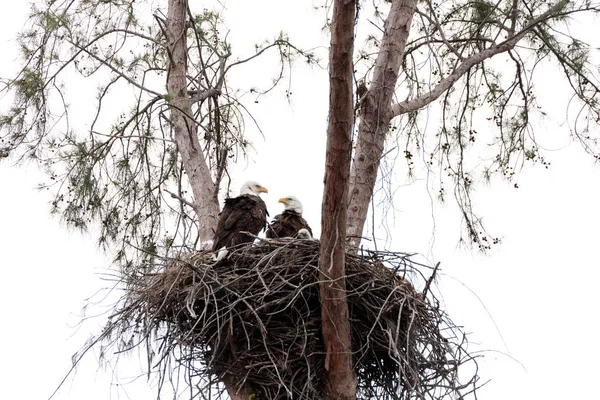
[107,239,479,399]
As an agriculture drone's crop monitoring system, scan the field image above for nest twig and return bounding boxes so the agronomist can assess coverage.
[99,239,480,399]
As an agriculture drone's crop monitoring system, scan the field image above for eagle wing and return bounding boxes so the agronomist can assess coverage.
[266,211,312,238]
[213,195,268,251]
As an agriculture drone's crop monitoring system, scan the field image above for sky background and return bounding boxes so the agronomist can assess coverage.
[1,1,600,399]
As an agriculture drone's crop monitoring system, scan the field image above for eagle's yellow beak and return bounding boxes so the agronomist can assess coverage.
[258,186,269,194]
[278,197,289,204]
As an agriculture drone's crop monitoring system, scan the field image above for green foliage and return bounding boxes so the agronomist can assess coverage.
[14,69,45,102]
[1,0,314,274]
[357,0,600,249]
[470,0,495,26]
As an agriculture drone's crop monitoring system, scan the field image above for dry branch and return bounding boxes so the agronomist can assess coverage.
[100,240,479,399]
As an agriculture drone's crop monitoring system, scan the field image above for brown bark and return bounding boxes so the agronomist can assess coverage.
[165,3,248,396]
[346,0,417,250]
[319,0,357,399]
[166,0,220,246]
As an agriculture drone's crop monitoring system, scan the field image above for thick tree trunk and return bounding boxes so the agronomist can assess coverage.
[166,3,255,398]
[319,0,357,399]
[166,0,220,246]
[346,0,417,250]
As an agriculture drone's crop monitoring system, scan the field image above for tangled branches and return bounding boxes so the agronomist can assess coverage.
[100,239,479,399]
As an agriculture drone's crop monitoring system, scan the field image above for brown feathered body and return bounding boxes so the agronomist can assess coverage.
[266,210,313,239]
[212,194,268,251]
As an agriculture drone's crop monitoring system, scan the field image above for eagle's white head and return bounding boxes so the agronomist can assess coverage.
[240,181,269,196]
[278,196,303,214]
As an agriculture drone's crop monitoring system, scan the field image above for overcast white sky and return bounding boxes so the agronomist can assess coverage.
[1,1,600,399]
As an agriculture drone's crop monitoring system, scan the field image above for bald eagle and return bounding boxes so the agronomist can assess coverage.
[266,196,313,239]
[212,181,269,259]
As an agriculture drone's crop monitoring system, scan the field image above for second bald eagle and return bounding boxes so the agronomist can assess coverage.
[266,196,313,239]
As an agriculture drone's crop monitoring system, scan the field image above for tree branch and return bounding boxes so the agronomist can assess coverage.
[189,87,221,103]
[164,189,195,208]
[70,40,163,97]
[391,0,570,117]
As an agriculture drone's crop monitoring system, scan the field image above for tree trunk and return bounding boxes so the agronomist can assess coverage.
[346,0,417,250]
[166,2,248,396]
[166,0,220,246]
[319,0,357,399]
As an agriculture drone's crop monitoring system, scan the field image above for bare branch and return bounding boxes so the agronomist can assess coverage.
[164,189,195,209]
[69,40,163,97]
[391,0,570,117]
[189,87,221,103]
